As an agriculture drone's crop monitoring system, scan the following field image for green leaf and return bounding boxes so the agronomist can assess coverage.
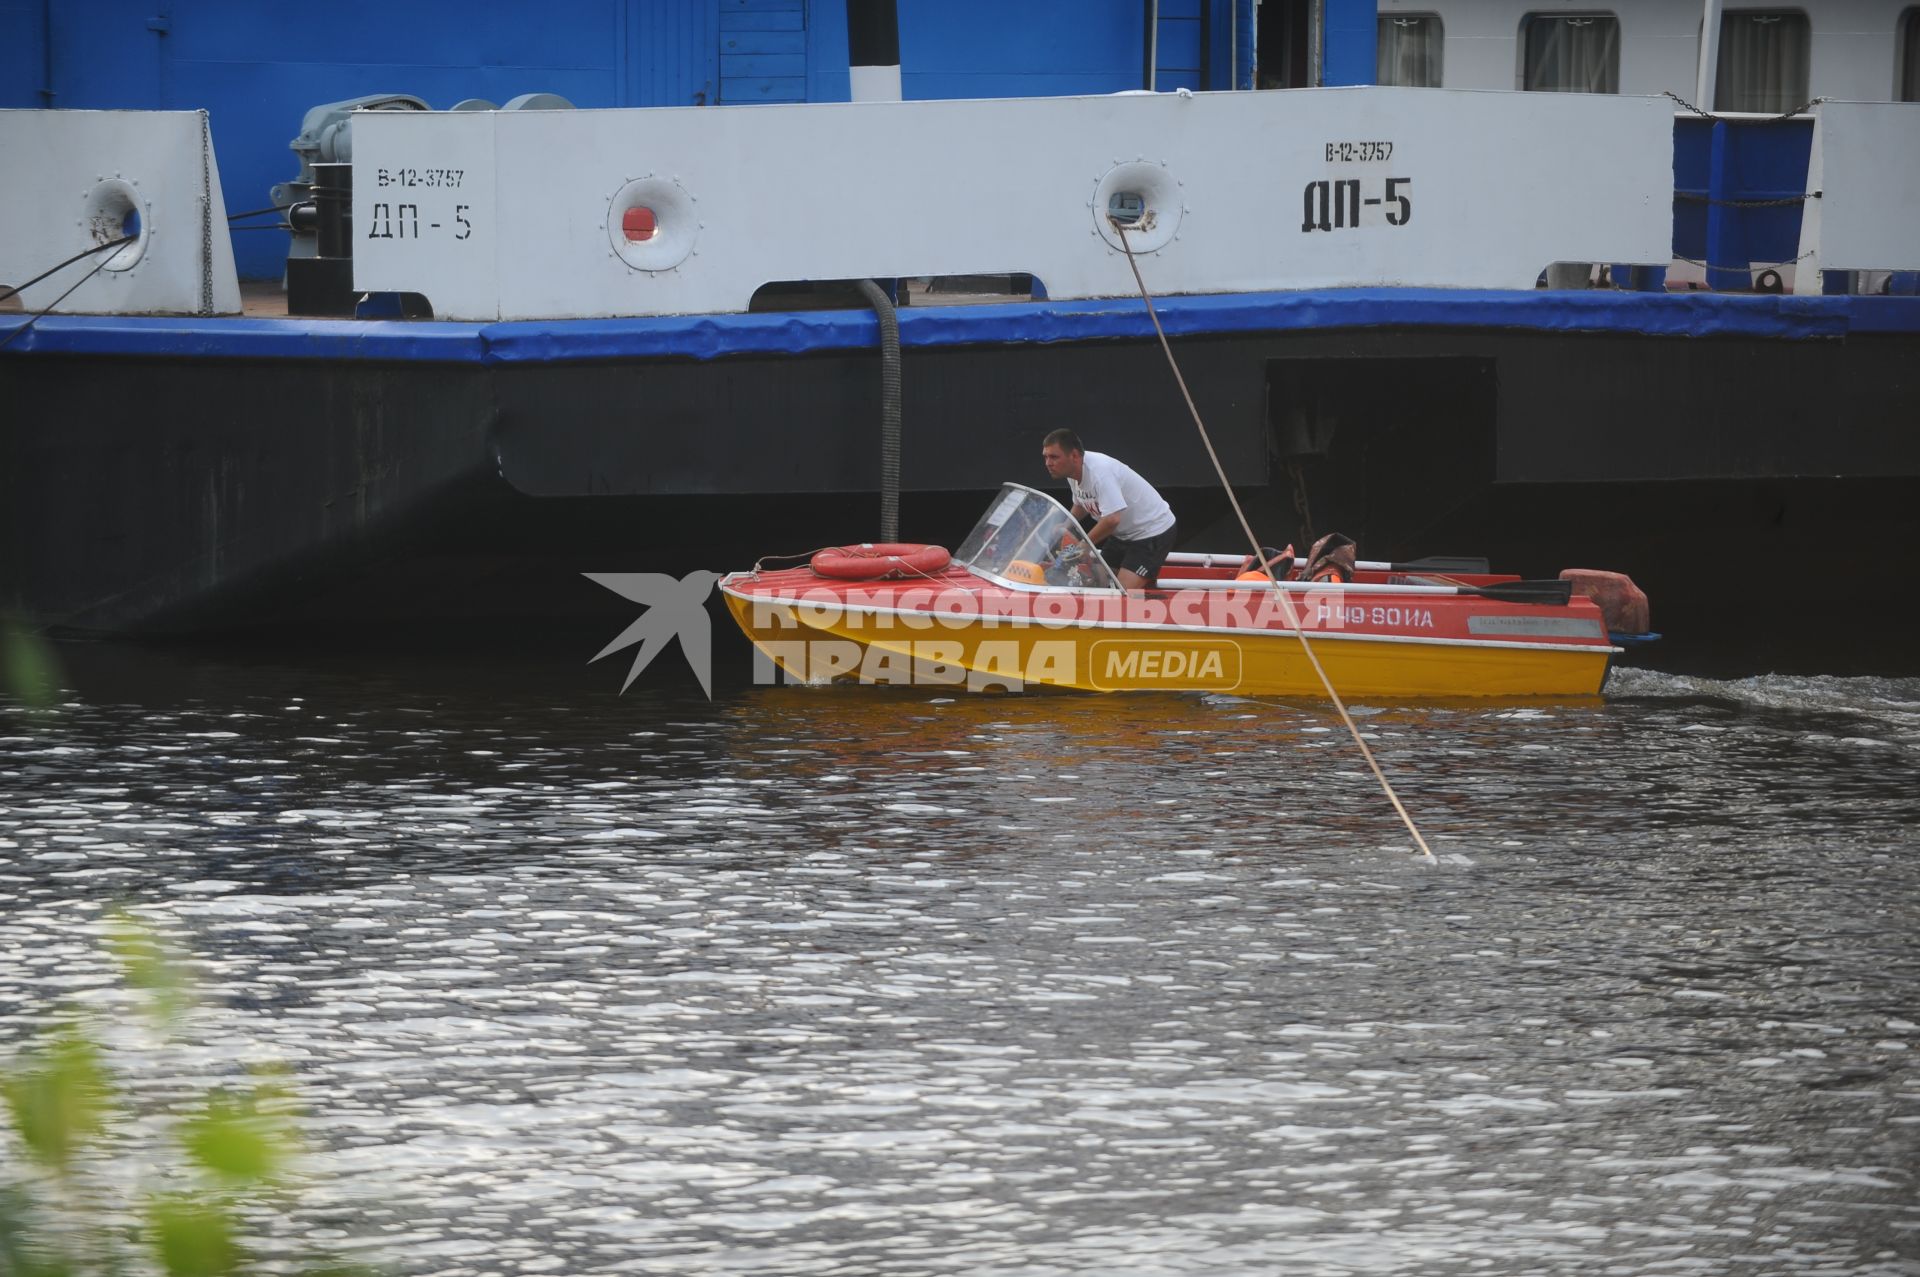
[0,620,62,709]
[0,1185,78,1277]
[146,1194,240,1277]
[2,1026,110,1172]
[105,914,190,1024]
[179,1082,294,1185]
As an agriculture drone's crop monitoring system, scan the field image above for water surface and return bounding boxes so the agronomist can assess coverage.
[4,649,1917,1275]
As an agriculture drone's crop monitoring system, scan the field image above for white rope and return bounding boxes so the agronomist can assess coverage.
[1112,223,1435,860]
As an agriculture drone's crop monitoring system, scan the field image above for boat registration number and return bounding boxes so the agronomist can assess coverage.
[373,167,467,189]
[1325,141,1393,162]
[1315,603,1436,630]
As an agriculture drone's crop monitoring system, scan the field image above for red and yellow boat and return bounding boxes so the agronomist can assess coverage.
[721,484,1645,698]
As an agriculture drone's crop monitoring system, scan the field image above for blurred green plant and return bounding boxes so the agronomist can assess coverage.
[1,619,63,709]
[0,914,379,1277]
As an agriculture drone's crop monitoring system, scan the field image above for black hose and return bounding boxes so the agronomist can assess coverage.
[854,278,902,542]
[225,202,296,221]
[0,236,134,354]
[0,235,133,305]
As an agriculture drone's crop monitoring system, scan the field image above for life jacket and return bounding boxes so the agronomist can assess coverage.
[1303,532,1357,584]
[1236,544,1294,582]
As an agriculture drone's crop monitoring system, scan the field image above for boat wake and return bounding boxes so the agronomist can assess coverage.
[1607,666,1920,728]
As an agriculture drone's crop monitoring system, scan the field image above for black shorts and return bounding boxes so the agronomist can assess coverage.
[1100,524,1178,584]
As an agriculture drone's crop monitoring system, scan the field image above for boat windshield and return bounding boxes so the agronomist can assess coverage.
[952,483,1122,591]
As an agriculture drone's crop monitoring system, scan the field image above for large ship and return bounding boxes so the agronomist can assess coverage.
[3,1,1917,671]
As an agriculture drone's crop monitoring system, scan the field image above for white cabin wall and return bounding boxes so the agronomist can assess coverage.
[1378,0,1913,101]
[1808,2,1914,99]
[348,89,1676,320]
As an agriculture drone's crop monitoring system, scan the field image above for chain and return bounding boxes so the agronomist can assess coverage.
[1670,247,1816,271]
[1663,90,1824,124]
[1285,459,1316,550]
[198,110,214,316]
[1664,89,1713,117]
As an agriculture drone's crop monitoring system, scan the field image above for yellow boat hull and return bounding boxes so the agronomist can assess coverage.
[724,590,1609,699]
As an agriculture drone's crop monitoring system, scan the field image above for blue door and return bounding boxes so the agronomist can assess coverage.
[720,0,809,103]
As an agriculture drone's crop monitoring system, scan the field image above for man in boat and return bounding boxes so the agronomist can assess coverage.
[1040,429,1177,591]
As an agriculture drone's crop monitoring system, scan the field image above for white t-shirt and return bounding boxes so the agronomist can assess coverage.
[1068,451,1176,541]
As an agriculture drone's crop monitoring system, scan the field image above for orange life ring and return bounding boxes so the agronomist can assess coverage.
[810,542,952,580]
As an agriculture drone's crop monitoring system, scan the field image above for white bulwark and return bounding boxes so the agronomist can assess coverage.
[351,88,1675,321]
[0,110,241,316]
[1794,101,1920,294]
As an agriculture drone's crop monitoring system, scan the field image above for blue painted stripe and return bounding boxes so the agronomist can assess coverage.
[0,314,491,361]
[6,290,1918,364]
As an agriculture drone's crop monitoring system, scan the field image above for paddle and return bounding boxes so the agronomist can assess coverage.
[1149,575,1576,606]
[1275,577,1574,605]
[1398,554,1491,574]
[1456,579,1573,605]
[1164,551,1493,574]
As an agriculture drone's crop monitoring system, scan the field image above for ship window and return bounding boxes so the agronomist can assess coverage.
[1900,8,1920,101]
[1377,15,1443,87]
[1521,13,1620,93]
[1714,11,1811,113]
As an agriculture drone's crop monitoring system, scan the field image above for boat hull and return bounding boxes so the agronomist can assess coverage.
[722,584,1612,699]
[7,302,1916,676]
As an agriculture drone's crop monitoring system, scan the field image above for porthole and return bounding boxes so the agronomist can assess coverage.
[606,176,697,272]
[1091,161,1183,253]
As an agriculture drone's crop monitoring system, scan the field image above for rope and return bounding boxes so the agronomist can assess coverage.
[0,238,132,354]
[1111,222,1435,861]
[751,547,838,574]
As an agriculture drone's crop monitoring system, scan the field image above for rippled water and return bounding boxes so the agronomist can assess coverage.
[4,648,1918,1275]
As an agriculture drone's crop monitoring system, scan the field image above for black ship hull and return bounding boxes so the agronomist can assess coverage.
[6,293,1919,674]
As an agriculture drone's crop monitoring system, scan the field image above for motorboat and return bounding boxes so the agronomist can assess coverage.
[720,484,1647,698]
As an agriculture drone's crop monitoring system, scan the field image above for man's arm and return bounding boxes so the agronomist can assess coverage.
[1085,512,1123,545]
